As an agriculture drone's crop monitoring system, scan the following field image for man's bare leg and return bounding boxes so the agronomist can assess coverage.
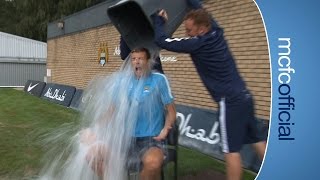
[252,141,266,160]
[86,144,108,178]
[140,147,164,180]
[224,152,242,180]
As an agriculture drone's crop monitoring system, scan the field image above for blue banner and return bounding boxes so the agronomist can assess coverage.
[176,105,268,172]
[41,83,76,107]
[24,80,46,97]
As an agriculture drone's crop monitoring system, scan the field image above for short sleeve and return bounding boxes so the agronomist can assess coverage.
[158,74,174,105]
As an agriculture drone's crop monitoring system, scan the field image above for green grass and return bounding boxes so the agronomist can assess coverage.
[0,88,256,179]
[174,147,256,179]
[0,88,79,179]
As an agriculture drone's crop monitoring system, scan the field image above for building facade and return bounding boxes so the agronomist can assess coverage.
[47,0,270,121]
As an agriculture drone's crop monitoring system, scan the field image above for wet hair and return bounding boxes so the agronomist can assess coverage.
[130,47,151,60]
[184,9,212,29]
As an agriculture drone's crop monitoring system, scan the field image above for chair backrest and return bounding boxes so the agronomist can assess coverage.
[167,122,179,146]
[164,121,179,164]
[161,121,179,180]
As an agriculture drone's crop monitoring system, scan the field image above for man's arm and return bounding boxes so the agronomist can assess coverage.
[186,0,203,9]
[164,103,176,131]
[153,103,176,141]
[153,73,176,141]
[153,14,201,53]
[120,36,131,60]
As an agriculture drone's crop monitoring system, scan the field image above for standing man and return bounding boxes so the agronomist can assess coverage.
[152,0,266,180]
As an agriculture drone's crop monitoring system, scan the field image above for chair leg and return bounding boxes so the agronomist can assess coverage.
[161,168,165,180]
[174,162,178,180]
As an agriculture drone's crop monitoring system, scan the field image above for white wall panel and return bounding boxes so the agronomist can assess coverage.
[0,32,47,60]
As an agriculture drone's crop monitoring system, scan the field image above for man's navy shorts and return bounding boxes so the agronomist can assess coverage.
[218,90,263,153]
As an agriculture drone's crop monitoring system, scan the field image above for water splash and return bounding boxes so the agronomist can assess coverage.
[38,52,166,180]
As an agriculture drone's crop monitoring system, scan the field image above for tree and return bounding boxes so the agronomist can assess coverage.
[0,0,106,42]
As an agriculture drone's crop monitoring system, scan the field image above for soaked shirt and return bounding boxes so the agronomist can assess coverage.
[128,72,174,137]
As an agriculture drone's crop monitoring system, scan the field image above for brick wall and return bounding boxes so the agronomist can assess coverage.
[47,0,270,120]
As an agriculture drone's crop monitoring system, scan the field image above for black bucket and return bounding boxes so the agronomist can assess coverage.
[107,0,188,50]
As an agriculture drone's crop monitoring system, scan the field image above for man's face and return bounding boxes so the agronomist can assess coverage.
[131,51,148,78]
[184,18,201,37]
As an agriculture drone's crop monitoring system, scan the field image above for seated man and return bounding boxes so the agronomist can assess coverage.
[82,47,176,180]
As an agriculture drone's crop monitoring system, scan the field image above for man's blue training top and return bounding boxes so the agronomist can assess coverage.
[129,72,174,137]
[153,0,246,102]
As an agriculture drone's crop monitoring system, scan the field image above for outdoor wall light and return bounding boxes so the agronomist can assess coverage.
[57,21,64,29]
